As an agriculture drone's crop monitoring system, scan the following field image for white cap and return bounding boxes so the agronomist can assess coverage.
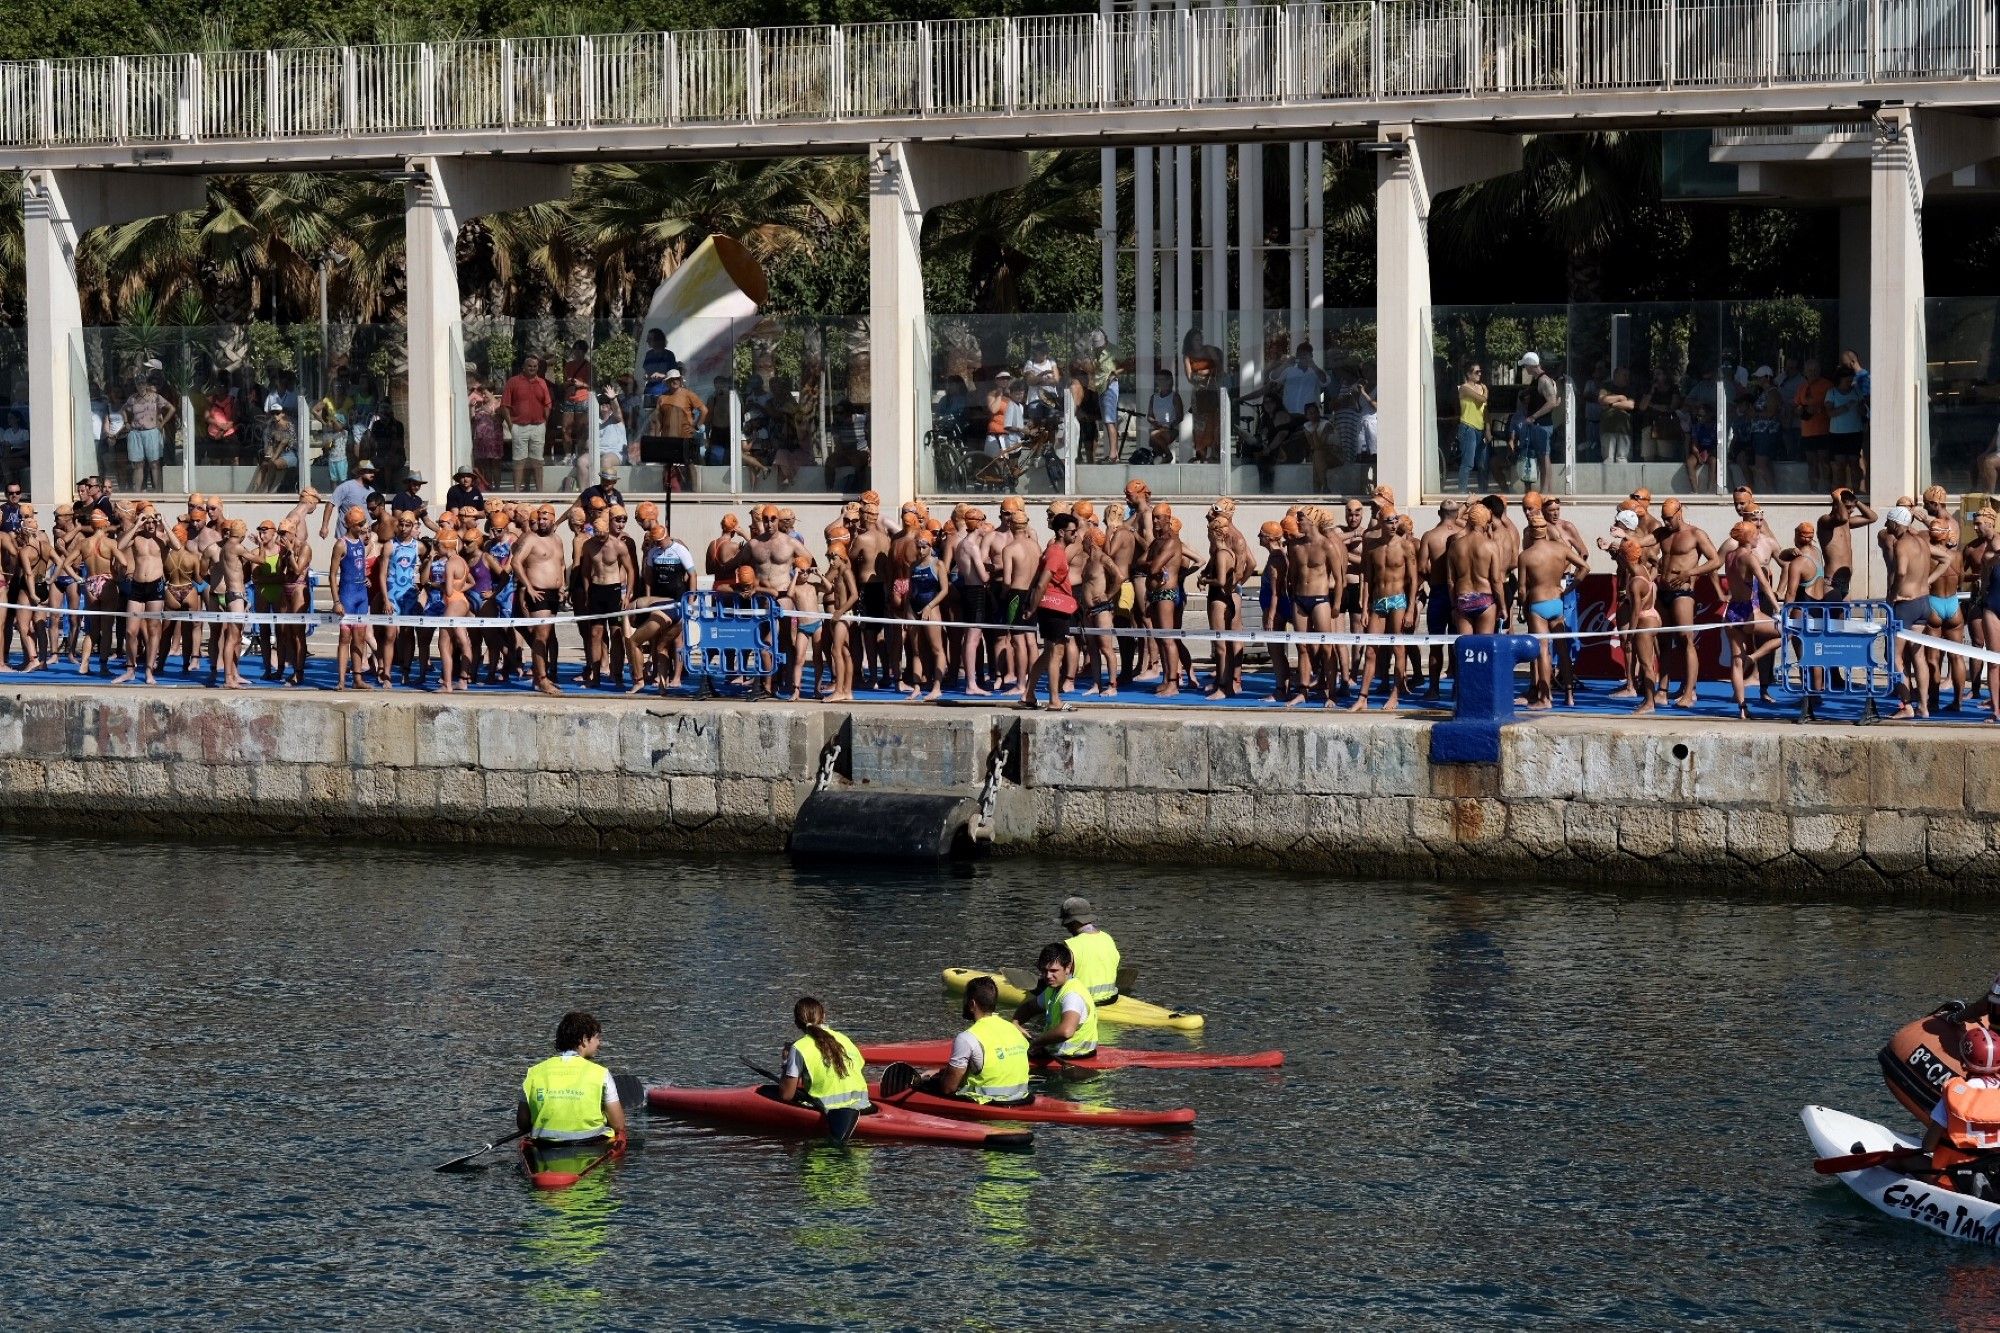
[1886,505,1912,527]
[665,368,683,380]
[1989,972,2000,1001]
[1518,352,1541,368]
[1753,364,1774,379]
[1612,511,1639,531]
[142,358,164,370]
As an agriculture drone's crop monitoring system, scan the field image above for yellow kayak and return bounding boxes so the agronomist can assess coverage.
[941,966,1206,1032]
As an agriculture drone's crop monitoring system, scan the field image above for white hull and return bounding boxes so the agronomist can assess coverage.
[1802,1104,2000,1247]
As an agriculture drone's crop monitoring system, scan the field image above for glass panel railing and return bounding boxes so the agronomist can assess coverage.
[1424,300,1850,500]
[1926,296,2000,498]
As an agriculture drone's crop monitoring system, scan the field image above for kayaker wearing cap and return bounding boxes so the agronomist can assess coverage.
[1058,896,1122,1005]
[776,996,872,1140]
[1924,1027,2000,1196]
[915,976,1032,1105]
[1015,942,1099,1059]
[517,1011,627,1146]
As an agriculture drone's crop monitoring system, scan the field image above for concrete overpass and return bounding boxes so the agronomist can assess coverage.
[11,0,2000,511]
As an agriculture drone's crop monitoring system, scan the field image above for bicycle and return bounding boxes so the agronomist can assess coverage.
[970,419,1064,493]
[926,419,977,490]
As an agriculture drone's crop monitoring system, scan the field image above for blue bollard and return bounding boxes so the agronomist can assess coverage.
[1430,633,1541,764]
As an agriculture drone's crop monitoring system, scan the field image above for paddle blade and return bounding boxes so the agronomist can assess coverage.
[1813,1147,1927,1175]
[1001,967,1039,994]
[879,1062,919,1098]
[613,1072,646,1110]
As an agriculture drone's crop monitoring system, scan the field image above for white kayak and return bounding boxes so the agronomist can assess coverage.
[1802,1104,2000,1247]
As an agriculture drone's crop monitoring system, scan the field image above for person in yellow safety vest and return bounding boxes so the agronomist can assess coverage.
[919,974,1033,1105]
[777,995,872,1142]
[1925,1026,2000,1198]
[1015,941,1099,1059]
[1059,895,1122,1005]
[517,1010,628,1144]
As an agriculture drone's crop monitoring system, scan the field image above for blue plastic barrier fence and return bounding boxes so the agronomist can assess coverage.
[1773,600,1898,723]
[680,590,784,688]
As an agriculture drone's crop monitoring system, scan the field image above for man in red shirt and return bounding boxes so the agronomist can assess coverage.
[1794,357,1834,495]
[502,354,553,493]
[1023,510,1081,712]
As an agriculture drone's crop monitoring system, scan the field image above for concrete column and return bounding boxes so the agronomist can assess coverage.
[1868,112,1923,505]
[1375,123,1523,503]
[1158,147,1175,388]
[1838,203,1870,359]
[1288,142,1307,347]
[869,141,1029,505]
[1307,142,1326,356]
[1865,110,2000,501]
[1135,147,1155,409]
[1100,149,1120,344]
[1175,145,1195,367]
[1203,145,1226,353]
[404,157,569,493]
[22,169,206,506]
[1237,144,1264,395]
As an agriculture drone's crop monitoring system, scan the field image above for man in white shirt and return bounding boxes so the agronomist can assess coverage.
[1279,343,1330,419]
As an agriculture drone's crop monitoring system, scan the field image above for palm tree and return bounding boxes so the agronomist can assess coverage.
[925,149,1101,317]
[1430,131,1660,303]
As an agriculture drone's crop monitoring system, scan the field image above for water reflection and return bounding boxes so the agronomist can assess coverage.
[519,1152,620,1316]
[970,1148,1039,1250]
[794,1142,873,1256]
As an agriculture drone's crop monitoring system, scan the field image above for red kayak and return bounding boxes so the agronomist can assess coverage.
[873,1083,1195,1130]
[857,1041,1284,1070]
[644,1084,1033,1148]
[519,1135,625,1190]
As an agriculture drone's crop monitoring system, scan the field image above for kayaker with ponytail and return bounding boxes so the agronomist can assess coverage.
[1016,942,1099,1059]
[1059,896,1122,1005]
[1924,1026,2000,1197]
[915,975,1032,1105]
[777,996,872,1141]
[517,1011,627,1146]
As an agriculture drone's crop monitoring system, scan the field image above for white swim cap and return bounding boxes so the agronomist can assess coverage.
[1612,511,1639,531]
[1886,506,1912,527]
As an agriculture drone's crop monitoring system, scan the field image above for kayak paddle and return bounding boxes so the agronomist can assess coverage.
[1813,1146,1931,1174]
[435,1128,527,1173]
[879,1061,921,1098]
[741,1056,783,1084]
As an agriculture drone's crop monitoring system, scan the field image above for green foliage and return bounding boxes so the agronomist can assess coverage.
[247,320,298,373]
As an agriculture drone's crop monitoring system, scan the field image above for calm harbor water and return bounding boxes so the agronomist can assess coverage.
[4,835,1994,1327]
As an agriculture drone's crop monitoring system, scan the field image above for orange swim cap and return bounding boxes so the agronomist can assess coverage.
[1465,504,1492,528]
[1618,538,1644,565]
[1074,500,1096,521]
[646,523,667,542]
[1521,491,1544,513]
[1086,527,1107,549]
[1924,484,1949,504]
[636,501,659,525]
[1154,502,1174,519]
[734,566,758,589]
[1371,484,1395,507]
[1729,521,1759,547]
[827,540,850,559]
[793,552,813,570]
[1661,498,1683,519]
[721,514,740,533]
[1124,479,1149,499]
[1213,497,1236,515]
[344,505,367,526]
[1259,521,1283,541]
[1280,515,1303,539]
[860,490,880,506]
[1794,521,1815,543]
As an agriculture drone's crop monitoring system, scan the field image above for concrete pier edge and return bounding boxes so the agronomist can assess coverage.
[0,684,1993,893]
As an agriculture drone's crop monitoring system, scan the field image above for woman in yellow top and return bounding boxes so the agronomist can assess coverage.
[777,996,872,1143]
[1456,362,1488,495]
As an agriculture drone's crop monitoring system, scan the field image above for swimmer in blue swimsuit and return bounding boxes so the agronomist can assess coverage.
[332,507,376,689]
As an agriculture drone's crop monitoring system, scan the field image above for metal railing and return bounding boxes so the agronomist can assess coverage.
[4,0,2000,148]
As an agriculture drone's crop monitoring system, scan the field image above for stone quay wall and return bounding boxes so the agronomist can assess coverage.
[0,684,1993,892]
